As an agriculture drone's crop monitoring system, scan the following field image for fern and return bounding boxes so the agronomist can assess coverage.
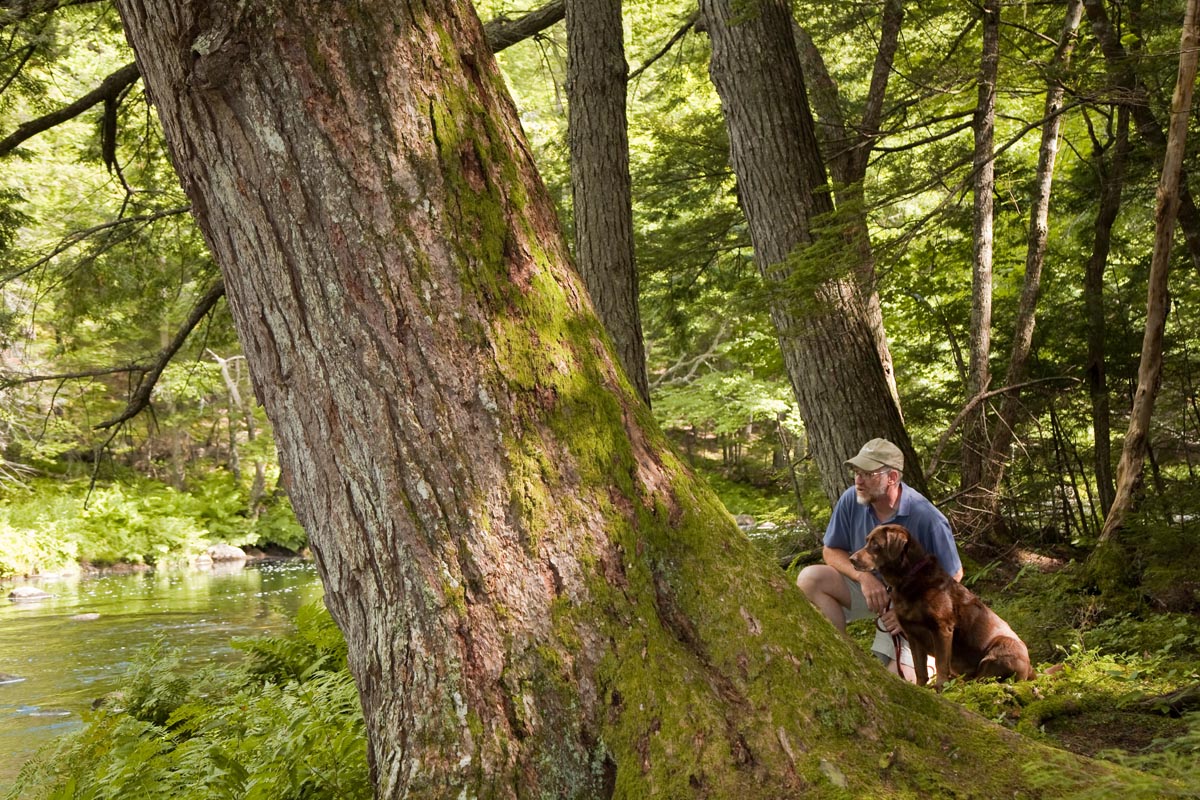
[7,602,369,800]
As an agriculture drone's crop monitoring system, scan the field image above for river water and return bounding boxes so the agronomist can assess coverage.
[0,560,323,791]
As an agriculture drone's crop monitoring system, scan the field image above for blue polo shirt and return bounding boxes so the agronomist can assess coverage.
[823,483,961,577]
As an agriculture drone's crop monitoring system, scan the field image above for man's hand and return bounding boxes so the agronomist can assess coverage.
[858,571,889,614]
[878,607,904,635]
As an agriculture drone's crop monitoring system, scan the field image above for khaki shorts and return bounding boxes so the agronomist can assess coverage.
[841,575,915,668]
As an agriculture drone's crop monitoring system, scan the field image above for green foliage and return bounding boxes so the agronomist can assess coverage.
[0,475,306,577]
[654,371,799,438]
[7,602,370,800]
[233,601,348,684]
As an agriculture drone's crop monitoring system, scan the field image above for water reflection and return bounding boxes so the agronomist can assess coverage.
[0,560,322,789]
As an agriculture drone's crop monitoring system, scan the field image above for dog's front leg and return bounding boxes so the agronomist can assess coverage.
[909,638,931,686]
[932,625,954,690]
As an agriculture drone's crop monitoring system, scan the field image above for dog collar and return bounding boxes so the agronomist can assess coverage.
[904,555,935,580]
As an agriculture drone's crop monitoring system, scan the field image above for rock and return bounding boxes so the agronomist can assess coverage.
[70,612,101,621]
[8,585,52,602]
[206,543,248,562]
[0,673,26,685]
[735,514,756,531]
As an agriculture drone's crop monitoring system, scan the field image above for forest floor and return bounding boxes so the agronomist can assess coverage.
[700,453,1200,791]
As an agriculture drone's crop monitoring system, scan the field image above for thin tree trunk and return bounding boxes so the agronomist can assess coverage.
[209,349,266,511]
[1085,105,1129,517]
[1083,0,1200,272]
[978,0,1084,521]
[1101,0,1200,542]
[960,0,1000,510]
[699,0,923,503]
[566,0,650,406]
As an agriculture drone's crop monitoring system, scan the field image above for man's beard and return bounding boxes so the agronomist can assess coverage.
[856,485,883,506]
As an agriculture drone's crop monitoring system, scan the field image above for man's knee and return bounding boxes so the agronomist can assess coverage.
[797,564,841,600]
[796,564,822,598]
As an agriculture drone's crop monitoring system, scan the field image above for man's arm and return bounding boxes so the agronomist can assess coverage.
[822,545,889,613]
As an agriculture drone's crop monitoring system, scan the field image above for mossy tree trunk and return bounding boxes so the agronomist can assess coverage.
[699,0,923,503]
[116,0,1145,796]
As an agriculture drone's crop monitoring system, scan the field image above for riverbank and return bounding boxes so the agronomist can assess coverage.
[0,560,324,792]
[0,475,306,581]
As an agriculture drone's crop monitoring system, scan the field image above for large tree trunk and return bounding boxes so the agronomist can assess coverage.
[1101,0,1200,542]
[566,0,650,406]
[977,0,1084,524]
[1086,105,1130,518]
[115,0,1133,796]
[959,0,1000,520]
[699,0,923,503]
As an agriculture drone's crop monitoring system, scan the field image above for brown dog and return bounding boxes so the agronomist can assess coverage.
[849,523,1033,689]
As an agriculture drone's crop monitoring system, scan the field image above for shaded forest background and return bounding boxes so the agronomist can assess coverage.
[2,0,1200,795]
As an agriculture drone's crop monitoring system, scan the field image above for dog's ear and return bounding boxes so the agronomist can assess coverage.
[883,525,910,564]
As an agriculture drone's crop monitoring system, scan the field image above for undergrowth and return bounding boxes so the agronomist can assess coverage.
[6,602,369,800]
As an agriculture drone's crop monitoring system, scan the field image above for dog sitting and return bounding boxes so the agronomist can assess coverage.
[849,523,1033,689]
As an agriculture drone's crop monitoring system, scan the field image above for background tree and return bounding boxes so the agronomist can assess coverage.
[1101,0,1200,542]
[959,0,1000,517]
[699,0,922,503]
[566,0,650,405]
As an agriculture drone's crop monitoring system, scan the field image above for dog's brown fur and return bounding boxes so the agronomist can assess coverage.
[849,523,1033,689]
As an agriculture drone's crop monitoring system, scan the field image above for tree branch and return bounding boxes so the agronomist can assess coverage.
[94,278,227,430]
[0,205,192,286]
[482,0,565,53]
[1,363,147,387]
[927,376,1079,483]
[0,61,140,158]
[630,11,699,82]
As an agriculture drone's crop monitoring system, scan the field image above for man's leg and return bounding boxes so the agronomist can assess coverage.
[871,631,933,683]
[797,565,853,632]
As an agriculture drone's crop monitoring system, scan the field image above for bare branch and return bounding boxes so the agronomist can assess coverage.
[0,205,192,286]
[2,363,147,387]
[94,278,226,430]
[0,0,101,28]
[630,11,699,82]
[927,376,1079,482]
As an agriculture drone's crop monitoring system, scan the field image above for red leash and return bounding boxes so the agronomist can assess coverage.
[875,600,904,668]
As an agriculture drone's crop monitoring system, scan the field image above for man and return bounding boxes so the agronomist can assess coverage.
[797,438,962,681]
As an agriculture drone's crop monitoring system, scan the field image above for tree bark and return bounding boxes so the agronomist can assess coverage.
[699,0,922,503]
[1101,0,1200,542]
[114,0,1138,796]
[566,0,650,406]
[791,0,905,416]
[959,0,1000,515]
[1085,105,1129,517]
[977,0,1084,523]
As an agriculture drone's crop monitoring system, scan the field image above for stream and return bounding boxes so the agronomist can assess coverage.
[0,560,323,791]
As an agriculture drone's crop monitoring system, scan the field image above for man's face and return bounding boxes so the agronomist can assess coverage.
[853,467,890,505]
